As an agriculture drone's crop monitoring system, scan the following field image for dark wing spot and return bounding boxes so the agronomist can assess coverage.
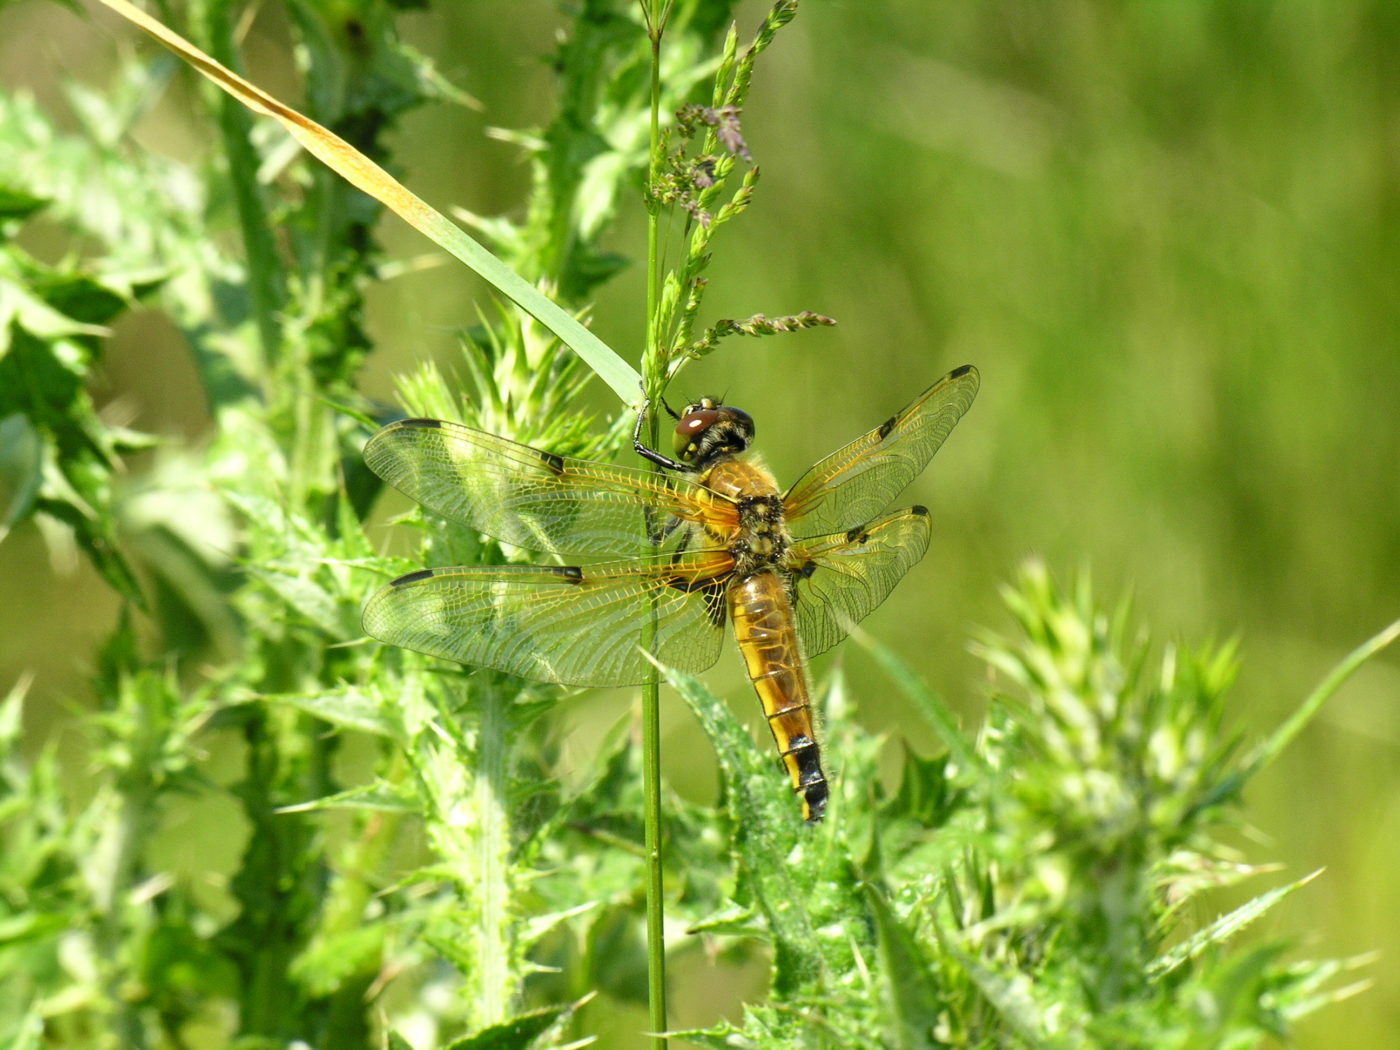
[845,524,871,545]
[702,580,728,627]
[877,415,897,440]
[663,573,703,593]
[662,571,731,630]
[538,451,566,475]
[796,560,818,579]
[911,505,930,517]
[391,568,437,586]
[399,418,442,429]
[660,569,729,629]
[548,565,585,583]
[949,363,974,379]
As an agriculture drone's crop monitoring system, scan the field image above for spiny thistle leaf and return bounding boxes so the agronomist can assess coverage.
[1149,870,1323,978]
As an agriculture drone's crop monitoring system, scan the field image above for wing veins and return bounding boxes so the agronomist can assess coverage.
[363,554,734,686]
[364,418,733,556]
[783,365,978,538]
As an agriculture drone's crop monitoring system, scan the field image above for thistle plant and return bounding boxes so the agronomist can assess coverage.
[0,2,1389,1049]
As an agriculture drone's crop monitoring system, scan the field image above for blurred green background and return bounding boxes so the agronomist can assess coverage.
[2,1,1397,1046]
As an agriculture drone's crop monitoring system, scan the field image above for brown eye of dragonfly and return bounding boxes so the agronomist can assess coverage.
[677,410,716,434]
[674,408,718,458]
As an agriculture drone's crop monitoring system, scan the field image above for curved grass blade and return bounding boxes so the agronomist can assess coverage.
[1202,615,1400,809]
[94,0,639,403]
[1242,615,1400,779]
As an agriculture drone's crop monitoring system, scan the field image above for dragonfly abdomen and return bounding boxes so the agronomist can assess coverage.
[727,571,829,823]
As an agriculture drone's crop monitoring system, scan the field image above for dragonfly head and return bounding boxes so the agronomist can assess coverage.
[674,398,754,469]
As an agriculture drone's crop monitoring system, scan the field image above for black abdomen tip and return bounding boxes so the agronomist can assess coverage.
[802,779,829,823]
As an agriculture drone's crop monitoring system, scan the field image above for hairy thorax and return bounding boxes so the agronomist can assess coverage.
[699,458,792,580]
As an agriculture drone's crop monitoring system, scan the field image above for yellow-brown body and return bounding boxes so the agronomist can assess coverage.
[700,458,828,822]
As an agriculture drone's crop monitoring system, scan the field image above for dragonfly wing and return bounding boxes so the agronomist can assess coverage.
[786,506,932,658]
[362,553,732,686]
[782,364,978,538]
[364,418,723,557]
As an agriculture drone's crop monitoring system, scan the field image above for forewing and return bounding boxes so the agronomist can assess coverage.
[364,418,725,557]
[782,365,979,538]
[362,553,732,686]
[787,506,932,658]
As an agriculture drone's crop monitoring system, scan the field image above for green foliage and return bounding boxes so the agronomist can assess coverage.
[0,2,1386,1049]
[664,564,1362,1048]
[0,203,154,600]
[641,0,821,391]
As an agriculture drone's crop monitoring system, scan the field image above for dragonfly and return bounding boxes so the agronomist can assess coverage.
[362,364,979,822]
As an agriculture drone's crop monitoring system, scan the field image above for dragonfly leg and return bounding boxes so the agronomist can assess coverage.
[632,398,687,472]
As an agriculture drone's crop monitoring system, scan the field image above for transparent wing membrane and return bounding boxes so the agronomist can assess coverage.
[363,553,733,686]
[783,365,979,538]
[787,506,933,658]
[364,418,733,557]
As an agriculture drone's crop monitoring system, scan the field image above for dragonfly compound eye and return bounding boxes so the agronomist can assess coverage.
[674,407,719,460]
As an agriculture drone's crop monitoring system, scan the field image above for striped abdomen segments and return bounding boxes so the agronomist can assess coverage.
[727,571,829,823]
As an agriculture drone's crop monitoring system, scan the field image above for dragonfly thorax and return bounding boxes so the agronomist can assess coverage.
[698,458,792,580]
[731,493,792,578]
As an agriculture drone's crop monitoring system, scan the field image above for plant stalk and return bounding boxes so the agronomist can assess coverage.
[641,6,669,1046]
